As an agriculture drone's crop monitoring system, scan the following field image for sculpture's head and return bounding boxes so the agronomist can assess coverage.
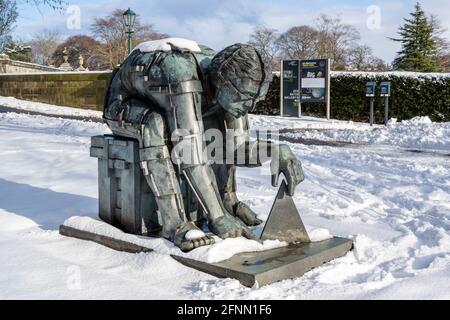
[208,44,272,118]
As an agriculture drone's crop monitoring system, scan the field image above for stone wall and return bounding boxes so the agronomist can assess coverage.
[0,54,62,73]
[0,71,111,111]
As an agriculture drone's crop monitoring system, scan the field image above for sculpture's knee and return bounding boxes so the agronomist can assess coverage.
[139,144,181,197]
[171,130,207,170]
[141,111,167,148]
[139,111,181,198]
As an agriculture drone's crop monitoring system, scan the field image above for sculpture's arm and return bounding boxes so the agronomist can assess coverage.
[225,114,304,196]
[103,68,129,121]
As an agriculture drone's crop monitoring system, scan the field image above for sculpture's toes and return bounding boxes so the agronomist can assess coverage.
[209,213,255,239]
[193,235,215,248]
[174,222,215,252]
[180,235,215,252]
[238,227,256,240]
[221,226,255,240]
[235,202,263,226]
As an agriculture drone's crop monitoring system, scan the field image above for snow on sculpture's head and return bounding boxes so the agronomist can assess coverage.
[208,44,272,118]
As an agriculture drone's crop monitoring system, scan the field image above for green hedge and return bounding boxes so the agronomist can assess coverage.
[253,72,450,122]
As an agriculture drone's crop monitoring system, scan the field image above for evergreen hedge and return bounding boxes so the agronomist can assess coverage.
[253,72,450,122]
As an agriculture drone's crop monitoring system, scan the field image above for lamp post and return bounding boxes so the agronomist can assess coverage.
[123,8,137,54]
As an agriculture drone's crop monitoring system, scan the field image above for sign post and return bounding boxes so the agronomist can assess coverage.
[365,82,376,126]
[280,60,300,117]
[299,59,330,120]
[380,81,391,126]
[280,59,330,119]
[326,59,331,120]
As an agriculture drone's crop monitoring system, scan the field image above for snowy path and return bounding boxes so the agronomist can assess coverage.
[0,105,449,299]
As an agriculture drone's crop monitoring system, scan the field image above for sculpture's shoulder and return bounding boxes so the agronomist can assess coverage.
[193,45,216,72]
[118,38,208,83]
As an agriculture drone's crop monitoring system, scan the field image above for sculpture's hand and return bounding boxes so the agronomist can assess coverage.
[270,144,304,196]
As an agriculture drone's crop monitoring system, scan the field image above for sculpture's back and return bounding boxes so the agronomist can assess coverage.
[101,39,253,251]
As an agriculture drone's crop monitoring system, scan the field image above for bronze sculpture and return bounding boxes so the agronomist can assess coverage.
[60,39,353,286]
[102,38,304,251]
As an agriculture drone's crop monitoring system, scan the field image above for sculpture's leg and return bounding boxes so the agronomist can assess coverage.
[163,90,252,239]
[139,111,214,251]
[139,113,185,240]
[215,114,262,226]
[211,162,262,226]
[107,102,213,251]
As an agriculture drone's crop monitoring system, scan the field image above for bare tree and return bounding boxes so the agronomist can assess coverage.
[0,0,18,52]
[276,25,319,61]
[2,0,65,53]
[248,27,280,70]
[315,14,360,70]
[21,0,65,10]
[270,15,360,70]
[347,45,373,70]
[429,14,450,71]
[51,35,107,70]
[90,9,168,68]
[368,57,390,71]
[27,29,61,65]
[347,44,389,71]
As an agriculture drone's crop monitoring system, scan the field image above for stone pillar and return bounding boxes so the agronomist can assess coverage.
[0,53,10,73]
[59,47,73,71]
[77,54,86,71]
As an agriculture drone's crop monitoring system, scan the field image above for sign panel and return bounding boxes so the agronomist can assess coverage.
[299,59,329,102]
[365,82,376,97]
[380,81,391,97]
[281,60,300,117]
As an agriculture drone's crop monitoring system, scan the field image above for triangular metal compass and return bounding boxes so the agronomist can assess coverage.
[260,180,310,243]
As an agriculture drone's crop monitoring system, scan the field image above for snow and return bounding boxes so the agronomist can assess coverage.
[133,38,201,53]
[307,228,332,242]
[61,214,332,263]
[185,229,206,240]
[0,97,449,299]
[0,96,103,119]
[62,216,287,264]
[331,71,450,80]
[250,114,377,131]
[272,70,450,80]
[280,116,450,151]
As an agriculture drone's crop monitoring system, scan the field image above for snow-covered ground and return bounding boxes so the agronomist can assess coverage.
[0,96,103,119]
[0,98,449,299]
[279,117,450,152]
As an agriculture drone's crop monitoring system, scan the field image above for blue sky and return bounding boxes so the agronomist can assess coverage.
[14,0,450,64]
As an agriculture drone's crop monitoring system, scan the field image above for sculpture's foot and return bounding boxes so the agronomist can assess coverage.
[234,202,263,226]
[209,213,254,239]
[173,222,215,252]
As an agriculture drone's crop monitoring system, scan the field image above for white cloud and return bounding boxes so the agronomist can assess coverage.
[13,0,450,64]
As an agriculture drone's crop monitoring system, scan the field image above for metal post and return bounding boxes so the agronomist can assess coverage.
[298,72,302,118]
[127,32,132,54]
[384,96,389,126]
[298,59,301,118]
[280,60,283,117]
[326,58,331,120]
[123,8,136,55]
[370,98,374,126]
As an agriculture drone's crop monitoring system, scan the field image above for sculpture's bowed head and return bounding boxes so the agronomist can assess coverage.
[208,44,272,118]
